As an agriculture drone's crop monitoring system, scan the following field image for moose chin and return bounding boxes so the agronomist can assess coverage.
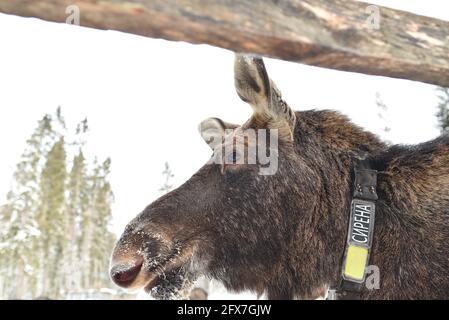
[110,54,449,300]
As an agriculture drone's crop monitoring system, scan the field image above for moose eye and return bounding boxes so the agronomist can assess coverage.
[227,151,240,164]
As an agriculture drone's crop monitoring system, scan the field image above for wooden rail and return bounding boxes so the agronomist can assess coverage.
[0,0,448,86]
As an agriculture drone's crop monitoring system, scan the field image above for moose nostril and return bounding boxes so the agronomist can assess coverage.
[111,258,143,286]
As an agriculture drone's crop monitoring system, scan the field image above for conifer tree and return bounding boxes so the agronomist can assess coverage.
[0,109,117,299]
[60,119,90,295]
[37,137,67,298]
[0,114,55,298]
[89,158,115,289]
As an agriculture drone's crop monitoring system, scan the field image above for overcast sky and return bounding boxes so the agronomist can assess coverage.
[0,0,447,236]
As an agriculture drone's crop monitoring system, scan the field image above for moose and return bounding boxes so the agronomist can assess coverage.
[110,54,449,299]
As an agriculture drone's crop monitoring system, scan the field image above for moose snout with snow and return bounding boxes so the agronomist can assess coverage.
[110,55,449,299]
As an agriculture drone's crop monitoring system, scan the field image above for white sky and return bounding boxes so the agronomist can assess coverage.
[0,0,447,237]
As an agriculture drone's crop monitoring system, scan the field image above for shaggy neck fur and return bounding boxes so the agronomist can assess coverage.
[274,110,449,300]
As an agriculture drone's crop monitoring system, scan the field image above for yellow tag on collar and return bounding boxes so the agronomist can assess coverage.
[343,245,368,281]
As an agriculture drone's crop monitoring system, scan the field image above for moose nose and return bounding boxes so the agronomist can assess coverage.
[110,257,144,287]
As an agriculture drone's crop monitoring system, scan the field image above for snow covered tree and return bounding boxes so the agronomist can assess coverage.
[436,87,449,133]
[61,150,88,293]
[60,120,89,295]
[0,109,116,299]
[0,113,56,298]
[36,137,67,298]
[79,157,115,290]
[89,158,115,289]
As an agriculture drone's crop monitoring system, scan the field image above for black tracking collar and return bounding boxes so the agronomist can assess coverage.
[328,159,378,300]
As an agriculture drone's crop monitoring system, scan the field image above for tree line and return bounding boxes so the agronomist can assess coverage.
[0,108,116,299]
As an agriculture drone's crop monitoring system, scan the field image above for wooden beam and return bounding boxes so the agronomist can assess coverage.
[1,0,448,87]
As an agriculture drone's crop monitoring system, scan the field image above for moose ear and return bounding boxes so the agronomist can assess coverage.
[234,54,296,140]
[234,54,271,115]
[198,118,238,150]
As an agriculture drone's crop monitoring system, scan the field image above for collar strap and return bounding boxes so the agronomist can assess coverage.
[329,160,378,299]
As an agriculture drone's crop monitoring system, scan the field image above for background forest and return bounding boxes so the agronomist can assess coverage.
[0,108,116,299]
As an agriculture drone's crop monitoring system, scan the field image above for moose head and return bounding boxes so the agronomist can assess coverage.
[110,55,385,299]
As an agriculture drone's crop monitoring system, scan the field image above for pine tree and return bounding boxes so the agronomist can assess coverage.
[79,158,115,291]
[0,114,55,298]
[61,150,88,294]
[36,137,67,298]
[79,160,96,290]
[60,119,90,295]
[436,87,449,133]
[0,109,116,299]
[90,158,115,289]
